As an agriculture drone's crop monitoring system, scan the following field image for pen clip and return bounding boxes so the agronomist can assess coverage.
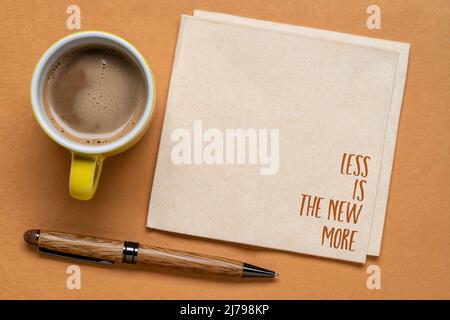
[38,247,114,265]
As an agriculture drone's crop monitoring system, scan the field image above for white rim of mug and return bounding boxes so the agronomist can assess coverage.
[31,31,155,154]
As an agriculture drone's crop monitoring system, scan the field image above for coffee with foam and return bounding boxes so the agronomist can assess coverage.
[43,46,147,145]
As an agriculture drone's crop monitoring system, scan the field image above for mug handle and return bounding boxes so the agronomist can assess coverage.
[69,153,104,200]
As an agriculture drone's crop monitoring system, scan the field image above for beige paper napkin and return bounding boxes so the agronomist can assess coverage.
[192,11,410,257]
[148,12,409,262]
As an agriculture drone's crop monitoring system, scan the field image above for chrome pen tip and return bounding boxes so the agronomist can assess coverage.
[242,263,277,278]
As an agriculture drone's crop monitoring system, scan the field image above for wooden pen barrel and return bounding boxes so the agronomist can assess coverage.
[137,244,243,276]
[37,231,244,276]
[38,231,124,263]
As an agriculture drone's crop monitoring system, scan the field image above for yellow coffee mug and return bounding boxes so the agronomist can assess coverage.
[31,31,155,200]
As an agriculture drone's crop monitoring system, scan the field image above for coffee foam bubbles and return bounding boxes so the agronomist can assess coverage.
[44,46,146,145]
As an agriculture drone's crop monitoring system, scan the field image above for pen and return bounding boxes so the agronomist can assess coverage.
[23,230,278,278]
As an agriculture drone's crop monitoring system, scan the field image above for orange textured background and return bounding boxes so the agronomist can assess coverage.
[0,0,449,299]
